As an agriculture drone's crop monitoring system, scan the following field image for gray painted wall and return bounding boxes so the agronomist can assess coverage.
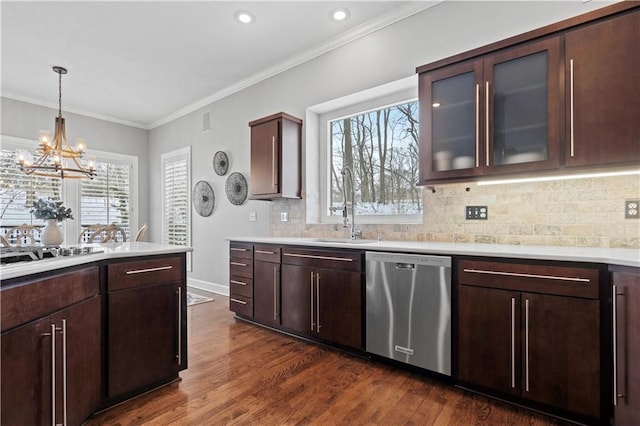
[149,1,609,293]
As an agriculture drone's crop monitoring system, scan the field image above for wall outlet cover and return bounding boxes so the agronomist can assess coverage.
[466,206,488,220]
[625,199,639,219]
[280,212,289,222]
[249,212,257,222]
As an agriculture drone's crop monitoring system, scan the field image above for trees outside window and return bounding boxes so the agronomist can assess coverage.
[329,100,421,217]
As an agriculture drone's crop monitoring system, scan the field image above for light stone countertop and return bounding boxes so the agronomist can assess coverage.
[227,237,639,269]
[0,242,193,281]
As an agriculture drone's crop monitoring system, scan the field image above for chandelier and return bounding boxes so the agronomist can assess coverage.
[17,66,96,179]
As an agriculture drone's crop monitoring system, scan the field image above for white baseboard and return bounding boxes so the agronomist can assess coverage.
[187,277,229,296]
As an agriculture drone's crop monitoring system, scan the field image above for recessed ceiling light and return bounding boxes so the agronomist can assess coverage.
[330,8,350,22]
[235,11,254,24]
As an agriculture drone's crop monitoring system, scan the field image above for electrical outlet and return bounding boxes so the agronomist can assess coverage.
[625,199,639,219]
[249,212,257,222]
[280,212,289,222]
[466,205,488,220]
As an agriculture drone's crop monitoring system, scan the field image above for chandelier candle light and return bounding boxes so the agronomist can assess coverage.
[17,66,96,179]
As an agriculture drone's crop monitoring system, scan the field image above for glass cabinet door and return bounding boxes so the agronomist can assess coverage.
[419,60,483,183]
[485,37,561,171]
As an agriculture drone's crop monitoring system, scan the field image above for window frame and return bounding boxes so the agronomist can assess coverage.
[317,85,422,225]
[1,135,138,243]
[161,146,191,270]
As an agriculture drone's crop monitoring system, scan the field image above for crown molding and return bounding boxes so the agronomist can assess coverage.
[149,1,443,129]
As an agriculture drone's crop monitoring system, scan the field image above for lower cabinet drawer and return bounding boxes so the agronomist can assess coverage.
[230,257,253,279]
[230,276,253,298]
[230,295,253,317]
[108,256,183,291]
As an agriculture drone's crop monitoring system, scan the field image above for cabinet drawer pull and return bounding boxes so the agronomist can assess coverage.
[177,287,182,365]
[283,253,354,262]
[525,299,530,393]
[273,266,278,321]
[511,298,516,389]
[230,247,248,252]
[255,250,275,255]
[48,323,56,426]
[462,268,590,283]
[310,272,315,331]
[613,285,626,405]
[272,136,277,189]
[61,319,68,426]
[230,279,247,286]
[231,298,247,305]
[316,272,321,332]
[125,265,173,275]
[230,262,248,267]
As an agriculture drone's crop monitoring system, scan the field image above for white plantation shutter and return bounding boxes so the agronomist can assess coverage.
[0,148,62,227]
[80,161,131,239]
[162,148,191,266]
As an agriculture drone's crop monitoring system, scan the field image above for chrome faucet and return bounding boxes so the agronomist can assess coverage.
[341,166,361,240]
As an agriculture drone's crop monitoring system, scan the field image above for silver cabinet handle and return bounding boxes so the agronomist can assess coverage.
[525,299,530,393]
[177,286,182,365]
[462,268,590,283]
[273,266,278,321]
[316,273,321,333]
[61,320,68,426]
[475,83,480,168]
[230,279,247,286]
[125,265,173,275]
[310,272,315,331]
[569,59,575,158]
[230,298,247,305]
[485,81,490,167]
[613,285,626,405]
[230,262,247,267]
[44,324,56,426]
[230,247,248,252]
[255,250,275,255]
[283,253,354,262]
[511,297,516,389]
[271,136,277,189]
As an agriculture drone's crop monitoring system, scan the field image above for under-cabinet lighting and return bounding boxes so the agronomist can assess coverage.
[477,169,640,186]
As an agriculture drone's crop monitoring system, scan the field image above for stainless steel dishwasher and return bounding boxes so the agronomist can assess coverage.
[365,252,451,376]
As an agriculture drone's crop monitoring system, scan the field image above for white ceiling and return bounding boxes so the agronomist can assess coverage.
[1,1,438,129]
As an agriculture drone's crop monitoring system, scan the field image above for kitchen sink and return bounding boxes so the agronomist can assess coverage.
[310,238,377,245]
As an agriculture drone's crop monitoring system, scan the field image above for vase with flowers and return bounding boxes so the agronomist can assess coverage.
[31,198,73,246]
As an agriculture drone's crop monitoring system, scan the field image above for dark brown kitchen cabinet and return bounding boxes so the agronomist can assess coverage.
[229,242,254,317]
[1,267,101,426]
[249,112,302,200]
[418,37,561,184]
[281,247,363,350]
[253,245,281,326]
[611,266,640,426]
[457,259,602,421]
[106,254,186,402]
[564,10,640,168]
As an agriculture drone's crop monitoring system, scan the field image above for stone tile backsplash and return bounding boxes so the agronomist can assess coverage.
[269,174,640,248]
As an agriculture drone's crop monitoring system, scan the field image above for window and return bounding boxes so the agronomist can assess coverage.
[80,160,132,240]
[1,136,138,243]
[161,147,191,267]
[327,99,422,220]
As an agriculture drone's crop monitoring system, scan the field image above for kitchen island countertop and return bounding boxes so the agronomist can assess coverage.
[227,237,639,268]
[0,242,193,281]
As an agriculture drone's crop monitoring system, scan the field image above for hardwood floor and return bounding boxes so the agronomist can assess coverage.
[87,295,567,425]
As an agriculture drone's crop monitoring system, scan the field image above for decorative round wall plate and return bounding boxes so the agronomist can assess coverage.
[192,180,215,217]
[213,151,229,176]
[225,172,248,206]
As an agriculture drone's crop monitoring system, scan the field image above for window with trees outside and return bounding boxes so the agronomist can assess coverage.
[161,147,191,269]
[328,100,421,220]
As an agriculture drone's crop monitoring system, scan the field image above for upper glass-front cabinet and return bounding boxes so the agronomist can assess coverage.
[419,37,561,184]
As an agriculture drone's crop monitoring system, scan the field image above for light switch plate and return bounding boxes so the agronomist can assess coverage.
[466,206,488,220]
[249,212,257,222]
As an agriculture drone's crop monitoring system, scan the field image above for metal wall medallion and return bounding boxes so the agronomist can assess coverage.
[192,180,215,217]
[225,172,248,205]
[213,151,229,176]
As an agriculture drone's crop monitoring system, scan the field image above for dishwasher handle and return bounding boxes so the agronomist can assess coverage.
[366,252,451,268]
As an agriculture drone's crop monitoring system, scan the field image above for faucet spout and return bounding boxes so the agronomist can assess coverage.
[341,166,361,240]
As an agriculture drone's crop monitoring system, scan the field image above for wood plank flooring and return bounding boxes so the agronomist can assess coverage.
[87,295,568,425]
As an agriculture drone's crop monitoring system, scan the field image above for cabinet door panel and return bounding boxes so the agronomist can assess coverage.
[52,296,101,426]
[523,293,600,418]
[281,264,313,336]
[108,283,178,399]
[565,12,640,167]
[250,120,279,196]
[317,269,363,349]
[1,317,52,426]
[254,260,280,326]
[458,286,520,397]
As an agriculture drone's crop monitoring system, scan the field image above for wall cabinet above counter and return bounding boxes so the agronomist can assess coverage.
[416,3,639,185]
